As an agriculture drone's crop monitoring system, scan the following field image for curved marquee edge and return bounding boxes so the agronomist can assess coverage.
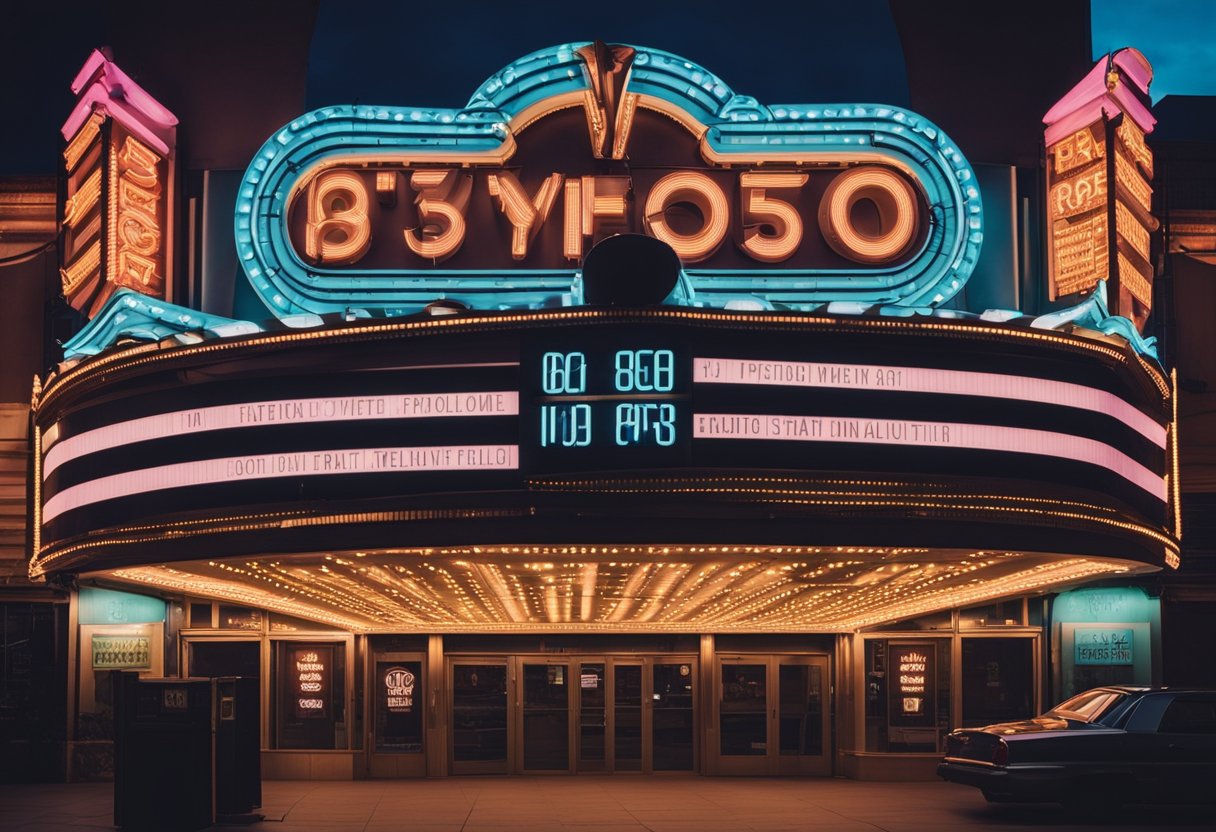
[30,308,1177,580]
[1030,282,1159,361]
[235,42,983,319]
[29,487,1179,581]
[60,288,263,360]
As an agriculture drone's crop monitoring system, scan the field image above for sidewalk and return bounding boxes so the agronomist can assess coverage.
[1,776,1210,831]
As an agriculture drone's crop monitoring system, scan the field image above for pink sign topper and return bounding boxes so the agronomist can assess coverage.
[61,49,178,156]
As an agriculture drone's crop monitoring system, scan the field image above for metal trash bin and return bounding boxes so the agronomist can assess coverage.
[114,674,214,831]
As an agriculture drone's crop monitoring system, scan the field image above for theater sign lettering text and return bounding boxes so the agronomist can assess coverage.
[296,164,921,267]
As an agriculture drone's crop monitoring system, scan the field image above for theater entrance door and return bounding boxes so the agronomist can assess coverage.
[448,655,698,774]
[713,655,830,775]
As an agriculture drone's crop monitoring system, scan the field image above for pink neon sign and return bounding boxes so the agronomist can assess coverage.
[42,444,520,524]
[692,357,1165,447]
[43,391,519,481]
[61,49,178,156]
[692,412,1165,501]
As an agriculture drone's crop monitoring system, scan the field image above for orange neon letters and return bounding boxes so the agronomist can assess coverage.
[644,172,730,263]
[298,166,921,267]
[306,171,372,265]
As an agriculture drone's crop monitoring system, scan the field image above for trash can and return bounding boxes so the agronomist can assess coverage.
[214,676,261,818]
[114,674,214,831]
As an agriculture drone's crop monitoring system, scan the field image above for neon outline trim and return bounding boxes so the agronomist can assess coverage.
[37,306,1173,418]
[235,42,982,318]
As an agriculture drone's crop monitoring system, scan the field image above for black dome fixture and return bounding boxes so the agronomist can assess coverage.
[422,299,469,316]
[579,234,682,306]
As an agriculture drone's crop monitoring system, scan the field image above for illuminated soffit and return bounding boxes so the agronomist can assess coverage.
[97,545,1151,633]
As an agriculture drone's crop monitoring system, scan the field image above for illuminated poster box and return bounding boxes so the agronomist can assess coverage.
[91,634,152,669]
[1074,628,1134,665]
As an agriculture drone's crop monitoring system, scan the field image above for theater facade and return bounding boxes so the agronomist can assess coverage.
[35,43,1175,780]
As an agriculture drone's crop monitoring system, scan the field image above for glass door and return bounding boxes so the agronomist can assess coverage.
[368,651,425,777]
[449,659,510,774]
[960,637,1035,727]
[613,662,643,771]
[577,662,606,771]
[714,655,830,775]
[775,657,829,775]
[719,661,768,767]
[520,661,571,772]
[650,659,696,771]
[446,655,697,775]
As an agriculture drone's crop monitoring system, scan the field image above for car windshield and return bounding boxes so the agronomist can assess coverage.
[1048,689,1126,723]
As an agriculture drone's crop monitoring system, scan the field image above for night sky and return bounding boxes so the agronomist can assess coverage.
[1091,0,1216,100]
[302,0,907,111]
[0,1,1212,175]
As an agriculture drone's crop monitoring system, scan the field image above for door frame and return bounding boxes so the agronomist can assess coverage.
[711,653,832,776]
[574,659,609,773]
[603,658,644,773]
[774,655,831,776]
[516,657,575,774]
[443,653,700,775]
[447,656,513,775]
[646,655,700,774]
[365,650,426,777]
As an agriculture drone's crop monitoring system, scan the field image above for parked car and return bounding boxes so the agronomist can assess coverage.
[938,686,1216,809]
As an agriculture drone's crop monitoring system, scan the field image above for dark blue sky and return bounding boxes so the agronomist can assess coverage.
[1,1,1212,175]
[302,0,908,110]
[1091,0,1216,100]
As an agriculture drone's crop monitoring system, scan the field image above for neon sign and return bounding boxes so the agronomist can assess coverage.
[112,134,165,295]
[293,163,925,271]
[292,648,330,718]
[1043,49,1158,331]
[538,349,678,449]
[529,343,687,472]
[237,42,982,319]
[59,50,177,319]
[896,649,928,715]
[384,666,416,713]
[33,317,1176,576]
[38,328,1170,534]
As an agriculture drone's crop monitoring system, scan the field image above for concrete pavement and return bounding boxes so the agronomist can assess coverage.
[0,776,1211,831]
